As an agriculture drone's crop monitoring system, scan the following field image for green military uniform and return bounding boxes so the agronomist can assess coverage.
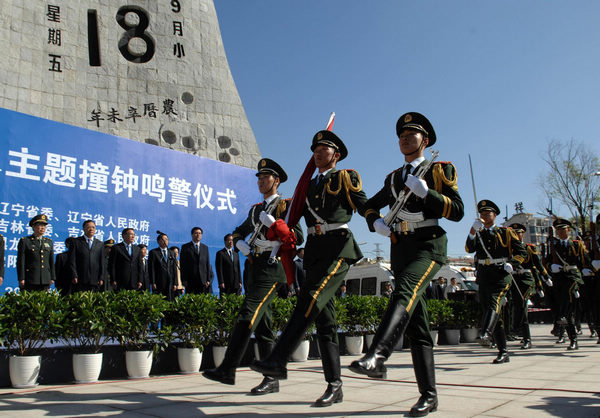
[252,130,368,407]
[349,112,463,417]
[17,214,55,291]
[465,200,527,363]
[546,218,593,349]
[204,158,303,395]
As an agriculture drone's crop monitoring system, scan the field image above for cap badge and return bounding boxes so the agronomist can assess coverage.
[404,114,412,123]
[260,159,266,167]
[316,132,323,140]
[481,200,487,206]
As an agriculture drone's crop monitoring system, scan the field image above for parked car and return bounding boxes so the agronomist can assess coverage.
[432,263,478,291]
[343,258,394,297]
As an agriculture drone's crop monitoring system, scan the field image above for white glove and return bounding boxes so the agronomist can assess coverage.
[236,240,251,256]
[373,218,391,237]
[550,264,563,273]
[582,268,593,276]
[259,211,275,227]
[405,174,429,199]
[545,278,553,287]
[503,263,513,274]
[471,218,484,232]
[592,260,600,270]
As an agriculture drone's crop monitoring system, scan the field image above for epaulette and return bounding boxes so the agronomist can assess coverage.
[526,243,536,247]
[386,167,402,177]
[435,161,452,164]
[252,202,262,207]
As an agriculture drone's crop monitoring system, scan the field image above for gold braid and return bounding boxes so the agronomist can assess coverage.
[432,163,458,193]
[325,170,363,212]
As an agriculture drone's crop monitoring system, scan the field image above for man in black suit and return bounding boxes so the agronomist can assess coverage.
[148,231,177,300]
[108,228,143,291]
[69,220,105,292]
[215,234,242,296]
[180,226,214,294]
[294,247,306,293]
[138,244,150,291]
[55,237,74,295]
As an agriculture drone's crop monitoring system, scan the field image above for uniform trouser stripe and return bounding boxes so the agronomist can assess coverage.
[406,260,436,313]
[249,282,279,328]
[494,282,511,314]
[568,281,577,303]
[305,258,344,318]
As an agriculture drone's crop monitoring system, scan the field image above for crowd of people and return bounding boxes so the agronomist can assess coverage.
[4,111,600,417]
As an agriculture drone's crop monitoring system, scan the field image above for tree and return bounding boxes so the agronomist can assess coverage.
[539,139,600,233]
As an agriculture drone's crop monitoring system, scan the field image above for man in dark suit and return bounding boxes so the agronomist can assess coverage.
[294,247,306,293]
[180,226,214,294]
[69,220,105,292]
[148,231,177,300]
[138,244,150,291]
[55,237,74,295]
[215,234,242,296]
[17,214,55,291]
[108,228,143,291]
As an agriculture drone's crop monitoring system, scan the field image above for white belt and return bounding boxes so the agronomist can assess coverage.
[564,265,578,272]
[393,219,438,233]
[478,257,508,266]
[516,269,532,274]
[307,223,348,236]
[253,238,279,254]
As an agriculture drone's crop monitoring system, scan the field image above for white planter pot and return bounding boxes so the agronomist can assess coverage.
[177,347,202,374]
[345,335,364,356]
[289,340,310,362]
[125,350,153,379]
[212,346,228,367]
[9,355,41,388]
[73,353,103,383]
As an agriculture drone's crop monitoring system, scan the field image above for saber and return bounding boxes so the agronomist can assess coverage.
[325,112,335,131]
[468,154,478,216]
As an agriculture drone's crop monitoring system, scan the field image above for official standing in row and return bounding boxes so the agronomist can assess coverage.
[69,220,105,292]
[204,158,303,396]
[109,228,144,291]
[149,231,177,301]
[180,227,213,294]
[349,112,464,417]
[252,131,368,406]
[215,234,242,295]
[466,200,527,364]
[17,214,55,291]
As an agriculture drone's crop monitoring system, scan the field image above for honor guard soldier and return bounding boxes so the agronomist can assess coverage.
[349,112,464,417]
[251,131,369,407]
[17,214,55,291]
[204,158,303,396]
[509,223,549,349]
[588,214,600,342]
[466,200,527,363]
[547,218,595,350]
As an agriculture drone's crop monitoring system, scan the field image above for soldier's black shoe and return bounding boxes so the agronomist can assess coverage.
[567,340,579,350]
[203,367,235,385]
[409,395,438,417]
[249,376,279,395]
[555,336,565,344]
[250,359,287,379]
[349,355,387,378]
[477,331,493,347]
[492,351,510,364]
[520,340,532,350]
[314,381,343,407]
[597,337,600,344]
[477,310,499,347]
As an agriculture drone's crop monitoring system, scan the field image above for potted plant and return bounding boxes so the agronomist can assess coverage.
[339,295,371,355]
[426,298,445,346]
[109,290,170,378]
[165,293,217,373]
[0,290,66,388]
[365,296,388,349]
[209,294,243,367]
[269,296,294,360]
[278,296,314,362]
[454,300,481,343]
[437,300,460,345]
[61,291,115,383]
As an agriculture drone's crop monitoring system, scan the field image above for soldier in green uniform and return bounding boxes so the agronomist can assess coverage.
[17,214,55,291]
[349,112,464,417]
[466,200,527,364]
[251,130,369,407]
[203,158,303,396]
[547,218,595,350]
[509,223,549,349]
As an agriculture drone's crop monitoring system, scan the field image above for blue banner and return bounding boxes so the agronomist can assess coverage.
[0,108,260,293]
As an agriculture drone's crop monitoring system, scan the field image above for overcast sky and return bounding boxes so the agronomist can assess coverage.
[214,0,600,259]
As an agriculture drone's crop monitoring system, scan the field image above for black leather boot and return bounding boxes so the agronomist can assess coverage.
[314,380,343,407]
[250,342,279,395]
[567,325,578,350]
[203,321,252,385]
[520,323,532,349]
[348,298,409,379]
[492,325,509,364]
[251,303,316,379]
[478,310,499,347]
[409,345,438,417]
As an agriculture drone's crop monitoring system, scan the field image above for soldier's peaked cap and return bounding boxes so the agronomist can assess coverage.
[29,214,48,227]
[477,200,500,215]
[256,158,288,183]
[104,239,115,247]
[553,218,572,229]
[509,223,526,232]
[311,130,348,161]
[396,112,436,147]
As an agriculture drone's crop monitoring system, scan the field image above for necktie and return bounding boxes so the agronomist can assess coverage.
[127,244,131,256]
[403,165,412,182]
[317,174,324,184]
[163,249,167,261]
[229,249,233,260]
[195,243,199,254]
[88,238,92,249]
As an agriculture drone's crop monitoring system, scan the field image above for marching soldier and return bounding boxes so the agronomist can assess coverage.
[349,112,464,417]
[547,218,595,350]
[588,214,600,343]
[466,200,527,363]
[17,214,55,291]
[509,223,549,349]
[251,131,369,407]
[203,158,303,396]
